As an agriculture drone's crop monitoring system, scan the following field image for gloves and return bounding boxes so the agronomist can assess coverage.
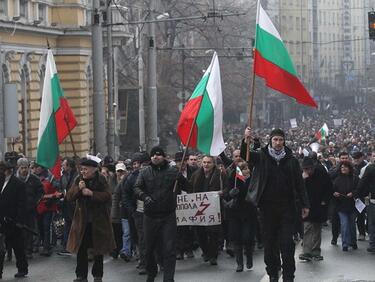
[144,196,155,206]
[229,188,240,198]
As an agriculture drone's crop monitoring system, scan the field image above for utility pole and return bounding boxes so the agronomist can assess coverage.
[0,48,4,158]
[138,19,146,151]
[92,0,107,155]
[146,0,159,151]
[106,0,115,157]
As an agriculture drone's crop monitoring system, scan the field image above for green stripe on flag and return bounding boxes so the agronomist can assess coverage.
[196,90,214,154]
[189,74,210,100]
[256,25,297,76]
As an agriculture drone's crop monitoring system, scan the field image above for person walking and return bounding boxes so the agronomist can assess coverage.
[241,128,309,282]
[66,158,115,282]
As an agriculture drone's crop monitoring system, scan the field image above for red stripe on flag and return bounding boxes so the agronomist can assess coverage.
[254,50,318,108]
[55,97,77,144]
[50,156,62,180]
[177,96,203,148]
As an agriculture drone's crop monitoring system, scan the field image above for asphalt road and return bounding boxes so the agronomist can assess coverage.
[2,226,375,282]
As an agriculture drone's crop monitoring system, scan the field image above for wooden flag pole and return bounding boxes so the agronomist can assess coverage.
[246,51,256,162]
[64,115,78,158]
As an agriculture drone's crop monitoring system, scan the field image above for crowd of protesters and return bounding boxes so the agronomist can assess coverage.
[0,107,375,281]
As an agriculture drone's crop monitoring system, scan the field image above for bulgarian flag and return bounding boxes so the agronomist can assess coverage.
[177,52,225,156]
[36,50,77,170]
[235,166,245,181]
[315,123,329,144]
[254,1,317,108]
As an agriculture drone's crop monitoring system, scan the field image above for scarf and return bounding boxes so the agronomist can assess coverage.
[268,146,286,163]
[16,170,31,183]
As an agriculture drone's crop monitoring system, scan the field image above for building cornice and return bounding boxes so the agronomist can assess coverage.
[0,43,91,56]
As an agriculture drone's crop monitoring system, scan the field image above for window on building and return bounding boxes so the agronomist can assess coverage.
[302,18,306,30]
[38,3,46,22]
[289,16,294,30]
[0,0,8,16]
[296,17,300,30]
[20,0,28,18]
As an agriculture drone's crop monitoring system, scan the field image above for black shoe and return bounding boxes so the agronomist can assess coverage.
[14,271,28,278]
[146,276,155,282]
[283,278,294,282]
[313,255,324,261]
[73,278,88,282]
[342,246,348,252]
[236,264,243,272]
[209,258,217,265]
[185,250,194,258]
[352,244,358,250]
[120,253,130,262]
[331,239,337,245]
[299,253,312,261]
[269,277,279,282]
[246,257,253,269]
[367,247,375,253]
[93,277,102,282]
[40,249,51,257]
[226,248,234,257]
[202,254,209,262]
[176,253,184,260]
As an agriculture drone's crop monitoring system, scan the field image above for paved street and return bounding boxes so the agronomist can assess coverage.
[2,226,375,282]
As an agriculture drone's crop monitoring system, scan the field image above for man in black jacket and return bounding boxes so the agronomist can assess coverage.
[134,146,184,282]
[0,161,28,279]
[242,128,309,282]
[15,158,44,259]
[298,157,332,262]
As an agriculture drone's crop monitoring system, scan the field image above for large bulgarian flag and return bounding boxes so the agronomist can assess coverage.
[177,52,225,156]
[36,50,77,169]
[315,123,329,144]
[254,1,317,108]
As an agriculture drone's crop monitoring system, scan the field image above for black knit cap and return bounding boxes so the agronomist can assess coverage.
[150,146,166,157]
[301,157,314,169]
[270,128,285,139]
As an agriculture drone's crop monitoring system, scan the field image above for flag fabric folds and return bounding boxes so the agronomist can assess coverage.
[254,1,318,108]
[177,52,225,156]
[36,50,77,169]
[315,123,329,144]
[235,166,245,181]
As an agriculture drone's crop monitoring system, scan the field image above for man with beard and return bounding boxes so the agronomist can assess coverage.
[0,161,28,278]
[241,128,309,282]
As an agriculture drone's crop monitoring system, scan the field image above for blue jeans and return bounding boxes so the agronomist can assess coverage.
[39,211,53,250]
[338,211,357,248]
[120,219,131,256]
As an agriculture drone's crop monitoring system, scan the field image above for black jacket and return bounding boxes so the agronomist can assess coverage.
[134,161,183,218]
[332,174,358,213]
[17,173,44,213]
[120,170,140,218]
[357,164,375,198]
[0,175,27,226]
[240,141,309,209]
[303,165,332,222]
[187,167,228,194]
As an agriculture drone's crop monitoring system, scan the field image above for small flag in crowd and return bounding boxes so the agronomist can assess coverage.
[315,123,329,144]
[235,166,245,181]
[254,1,317,108]
[177,52,225,156]
[36,49,77,171]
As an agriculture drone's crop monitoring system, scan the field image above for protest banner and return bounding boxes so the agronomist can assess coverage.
[290,118,298,128]
[176,191,221,226]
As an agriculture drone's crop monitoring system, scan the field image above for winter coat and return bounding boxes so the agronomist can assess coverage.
[60,170,78,221]
[303,165,332,222]
[187,167,228,194]
[17,172,44,213]
[240,141,309,209]
[111,182,122,223]
[357,163,375,198]
[134,161,184,218]
[333,174,359,213]
[121,170,140,218]
[66,172,115,255]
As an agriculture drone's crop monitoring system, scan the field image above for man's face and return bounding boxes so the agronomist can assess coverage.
[371,152,375,164]
[339,154,349,162]
[34,166,44,175]
[133,161,141,170]
[271,136,284,151]
[151,154,165,166]
[232,150,242,164]
[18,165,29,177]
[303,167,314,177]
[187,155,198,167]
[202,156,214,173]
[352,157,364,166]
[116,170,126,180]
[62,160,71,173]
[81,165,97,179]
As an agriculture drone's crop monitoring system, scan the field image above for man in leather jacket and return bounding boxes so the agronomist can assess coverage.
[241,128,309,282]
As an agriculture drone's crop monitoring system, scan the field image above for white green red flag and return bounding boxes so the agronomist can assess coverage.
[36,50,77,169]
[235,166,245,181]
[254,1,317,108]
[315,123,329,144]
[177,52,225,156]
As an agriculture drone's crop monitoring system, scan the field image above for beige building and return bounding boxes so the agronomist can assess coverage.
[0,0,94,159]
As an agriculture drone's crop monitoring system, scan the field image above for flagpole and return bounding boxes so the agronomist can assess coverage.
[64,115,78,158]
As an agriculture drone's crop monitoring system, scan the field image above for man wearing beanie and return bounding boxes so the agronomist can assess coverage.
[241,128,309,282]
[134,146,185,282]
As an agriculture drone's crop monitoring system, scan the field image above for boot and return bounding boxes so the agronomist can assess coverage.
[245,246,253,269]
[0,252,5,279]
[234,245,243,272]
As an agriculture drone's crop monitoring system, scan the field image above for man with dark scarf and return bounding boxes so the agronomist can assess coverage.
[15,158,44,259]
[241,128,310,282]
